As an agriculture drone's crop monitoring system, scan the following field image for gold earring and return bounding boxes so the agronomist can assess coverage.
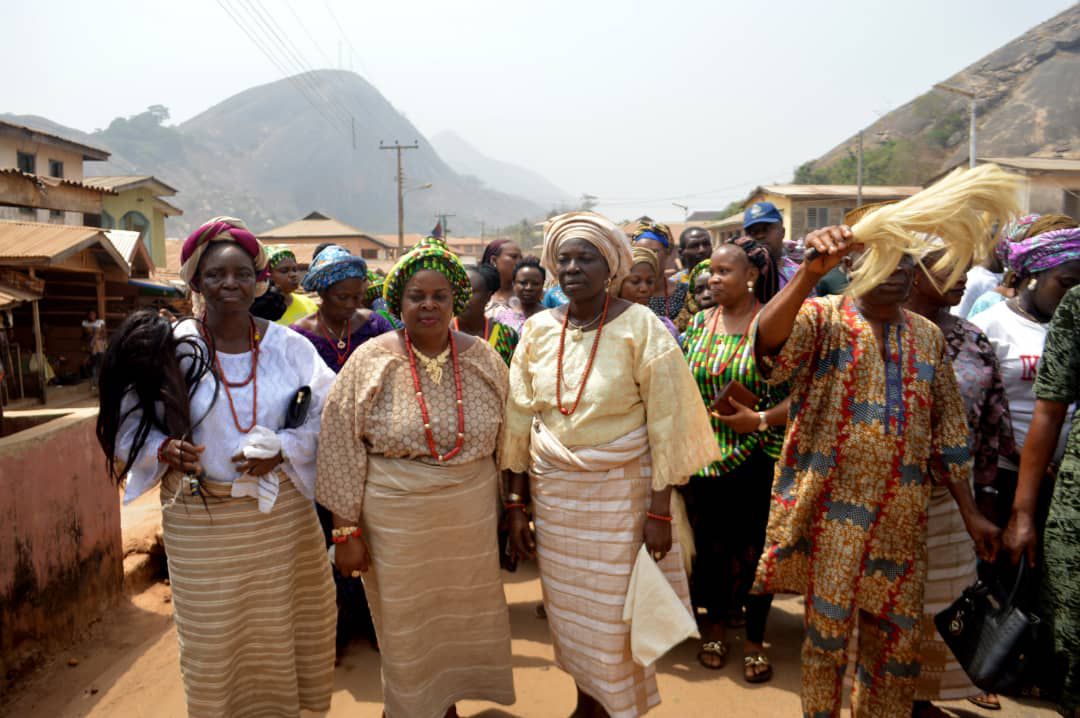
[604,277,612,291]
[1028,277,1038,291]
[747,280,755,293]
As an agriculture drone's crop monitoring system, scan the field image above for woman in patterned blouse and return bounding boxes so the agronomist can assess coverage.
[682,236,788,682]
[905,247,1016,715]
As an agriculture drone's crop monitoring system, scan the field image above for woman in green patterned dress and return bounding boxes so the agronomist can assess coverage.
[682,236,789,682]
[1005,272,1080,718]
[454,264,519,366]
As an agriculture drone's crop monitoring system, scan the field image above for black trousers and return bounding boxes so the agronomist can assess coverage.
[680,448,775,644]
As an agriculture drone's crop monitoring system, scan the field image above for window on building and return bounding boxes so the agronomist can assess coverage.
[16,152,35,174]
[49,210,64,221]
[1065,190,1079,222]
[806,207,830,230]
[360,248,378,259]
[100,211,115,229]
[121,210,151,250]
[18,206,36,219]
[48,160,64,178]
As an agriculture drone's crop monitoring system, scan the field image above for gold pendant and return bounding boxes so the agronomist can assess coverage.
[337,340,346,350]
[571,328,583,342]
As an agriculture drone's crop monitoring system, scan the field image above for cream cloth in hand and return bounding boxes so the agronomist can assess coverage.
[622,544,700,667]
[231,425,282,513]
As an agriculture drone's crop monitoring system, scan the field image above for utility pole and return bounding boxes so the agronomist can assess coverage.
[672,202,689,221]
[856,130,864,208]
[380,140,419,257]
[934,83,978,168]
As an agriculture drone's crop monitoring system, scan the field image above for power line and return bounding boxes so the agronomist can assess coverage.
[216,0,351,139]
[278,0,335,69]
[589,167,798,207]
[233,0,355,133]
[322,0,369,78]
[241,0,358,130]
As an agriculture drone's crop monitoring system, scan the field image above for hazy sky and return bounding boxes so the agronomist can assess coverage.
[5,0,1073,222]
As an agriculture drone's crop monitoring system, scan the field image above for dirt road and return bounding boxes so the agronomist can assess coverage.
[3,563,1055,717]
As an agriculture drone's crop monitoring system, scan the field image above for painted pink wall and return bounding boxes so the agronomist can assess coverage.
[0,408,122,681]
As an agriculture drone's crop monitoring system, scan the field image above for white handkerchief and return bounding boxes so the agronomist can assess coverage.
[622,544,700,667]
[231,426,282,513]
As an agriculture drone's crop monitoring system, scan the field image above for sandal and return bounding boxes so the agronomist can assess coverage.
[743,653,773,684]
[697,640,728,670]
[968,694,1001,710]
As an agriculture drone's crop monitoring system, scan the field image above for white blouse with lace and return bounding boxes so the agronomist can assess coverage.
[117,320,336,506]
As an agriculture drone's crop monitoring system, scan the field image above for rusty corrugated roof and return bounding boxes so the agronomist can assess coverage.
[84,175,179,196]
[0,168,118,195]
[260,213,391,248]
[0,220,127,272]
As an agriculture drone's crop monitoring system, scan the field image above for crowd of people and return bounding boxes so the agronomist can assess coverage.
[93,184,1080,718]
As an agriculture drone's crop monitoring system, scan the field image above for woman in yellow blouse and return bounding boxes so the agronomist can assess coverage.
[503,211,719,718]
[266,245,319,325]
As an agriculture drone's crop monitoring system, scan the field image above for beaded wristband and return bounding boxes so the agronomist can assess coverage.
[646,511,673,522]
[331,526,362,544]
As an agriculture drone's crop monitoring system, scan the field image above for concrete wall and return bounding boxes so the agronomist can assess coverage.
[0,408,122,683]
[1022,175,1080,216]
[101,187,167,267]
[0,135,89,226]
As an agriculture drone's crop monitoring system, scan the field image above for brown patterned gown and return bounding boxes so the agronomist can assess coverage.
[316,337,515,718]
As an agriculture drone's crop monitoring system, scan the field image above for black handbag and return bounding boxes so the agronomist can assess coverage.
[934,557,1040,693]
[284,386,312,430]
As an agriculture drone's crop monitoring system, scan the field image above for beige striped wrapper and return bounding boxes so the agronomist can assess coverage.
[160,472,336,718]
[361,455,515,718]
[915,486,979,700]
[530,421,691,718]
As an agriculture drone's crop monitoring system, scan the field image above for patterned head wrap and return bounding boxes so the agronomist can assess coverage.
[629,219,673,250]
[683,259,712,314]
[541,211,633,294]
[365,269,385,303]
[265,245,296,270]
[688,258,711,289]
[179,216,267,292]
[1008,228,1080,279]
[383,237,471,316]
[301,245,368,294]
[996,214,1041,266]
[630,245,661,277]
[615,246,662,296]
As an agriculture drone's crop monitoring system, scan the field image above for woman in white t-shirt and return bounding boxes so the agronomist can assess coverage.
[971,228,1080,512]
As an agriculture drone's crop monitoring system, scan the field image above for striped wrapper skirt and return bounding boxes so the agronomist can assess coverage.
[530,420,691,718]
[160,471,337,718]
[915,485,979,701]
[360,455,515,718]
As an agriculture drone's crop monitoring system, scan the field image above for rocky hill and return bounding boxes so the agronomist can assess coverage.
[5,70,547,235]
[795,4,1080,185]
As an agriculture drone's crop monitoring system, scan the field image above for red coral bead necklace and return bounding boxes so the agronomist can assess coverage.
[201,317,260,433]
[404,328,466,461]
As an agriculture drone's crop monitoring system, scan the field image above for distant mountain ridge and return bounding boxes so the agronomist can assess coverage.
[4,70,550,235]
[431,130,573,208]
[796,4,1080,185]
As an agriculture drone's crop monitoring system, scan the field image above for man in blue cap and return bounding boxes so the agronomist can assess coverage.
[743,201,802,289]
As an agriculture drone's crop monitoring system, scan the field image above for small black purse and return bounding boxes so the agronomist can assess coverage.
[934,557,1040,693]
[285,386,312,430]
